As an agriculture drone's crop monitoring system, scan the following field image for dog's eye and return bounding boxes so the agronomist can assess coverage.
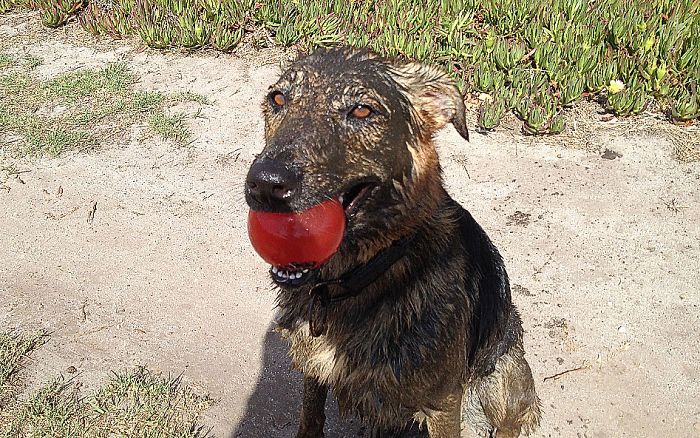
[349,105,373,119]
[269,91,286,108]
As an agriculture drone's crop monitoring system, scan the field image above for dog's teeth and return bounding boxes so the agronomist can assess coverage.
[272,267,278,274]
[296,272,302,279]
[303,269,309,273]
[339,194,344,204]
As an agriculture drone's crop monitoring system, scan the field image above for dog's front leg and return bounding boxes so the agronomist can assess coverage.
[426,389,462,438]
[296,375,328,438]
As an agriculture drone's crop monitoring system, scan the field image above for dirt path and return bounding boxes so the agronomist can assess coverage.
[1,15,699,438]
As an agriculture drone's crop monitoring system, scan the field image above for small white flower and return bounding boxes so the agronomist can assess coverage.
[608,79,625,95]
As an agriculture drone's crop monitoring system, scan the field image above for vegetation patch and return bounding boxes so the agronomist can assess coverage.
[0,54,206,157]
[0,331,213,437]
[0,330,48,405]
[0,0,29,14]
[2,0,698,134]
[148,111,193,146]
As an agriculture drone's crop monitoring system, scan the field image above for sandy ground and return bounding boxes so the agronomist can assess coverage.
[1,13,699,438]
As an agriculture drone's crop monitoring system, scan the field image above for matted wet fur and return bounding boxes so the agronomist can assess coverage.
[244,47,540,437]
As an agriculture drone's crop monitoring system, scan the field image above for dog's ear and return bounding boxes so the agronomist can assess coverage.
[390,62,469,141]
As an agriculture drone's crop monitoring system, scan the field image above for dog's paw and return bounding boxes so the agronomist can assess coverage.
[295,423,325,438]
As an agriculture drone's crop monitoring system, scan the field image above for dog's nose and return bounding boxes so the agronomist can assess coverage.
[246,159,300,207]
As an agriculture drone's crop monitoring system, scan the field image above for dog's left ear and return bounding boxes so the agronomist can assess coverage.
[390,62,469,141]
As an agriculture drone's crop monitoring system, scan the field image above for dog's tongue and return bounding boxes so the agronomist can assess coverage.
[248,199,346,268]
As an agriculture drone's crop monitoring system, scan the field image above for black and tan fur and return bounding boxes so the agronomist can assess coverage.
[245,47,540,437]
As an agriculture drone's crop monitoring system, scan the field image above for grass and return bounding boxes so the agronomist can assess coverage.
[0,331,213,437]
[44,62,135,100]
[148,111,193,146]
[0,54,206,157]
[0,53,13,69]
[2,0,697,133]
[0,0,28,14]
[170,91,211,105]
[0,331,48,397]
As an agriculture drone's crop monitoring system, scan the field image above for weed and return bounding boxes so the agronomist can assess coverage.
[0,331,48,390]
[0,59,203,157]
[44,62,134,101]
[0,53,13,68]
[170,90,211,105]
[0,0,31,13]
[148,111,193,146]
[86,367,213,436]
[23,55,43,69]
[1,364,212,437]
[0,330,212,436]
[5,0,699,132]
[20,0,697,131]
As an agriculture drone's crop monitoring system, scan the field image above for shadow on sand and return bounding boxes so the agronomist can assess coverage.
[229,325,364,438]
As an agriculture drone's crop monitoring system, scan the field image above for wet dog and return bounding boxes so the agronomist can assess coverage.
[245,47,540,437]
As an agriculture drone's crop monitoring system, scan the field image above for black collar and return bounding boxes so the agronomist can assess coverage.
[307,233,416,337]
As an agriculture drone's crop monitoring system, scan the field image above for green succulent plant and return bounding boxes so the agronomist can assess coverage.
[560,76,584,107]
[177,10,211,48]
[478,97,506,131]
[522,105,547,135]
[35,0,83,28]
[607,87,648,117]
[10,0,700,128]
[549,112,565,134]
[78,0,131,37]
[210,24,243,52]
[670,88,700,123]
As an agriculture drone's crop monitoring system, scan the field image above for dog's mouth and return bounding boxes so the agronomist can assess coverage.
[270,264,314,286]
[338,180,377,218]
[269,180,378,287]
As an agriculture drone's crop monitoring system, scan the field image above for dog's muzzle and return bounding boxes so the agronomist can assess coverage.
[245,158,300,213]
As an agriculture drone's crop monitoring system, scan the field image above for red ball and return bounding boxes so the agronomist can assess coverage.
[248,199,346,268]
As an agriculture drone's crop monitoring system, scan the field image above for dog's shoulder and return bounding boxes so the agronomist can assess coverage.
[446,197,515,376]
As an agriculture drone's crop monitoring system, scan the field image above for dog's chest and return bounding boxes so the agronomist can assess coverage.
[279,322,412,420]
[280,323,350,385]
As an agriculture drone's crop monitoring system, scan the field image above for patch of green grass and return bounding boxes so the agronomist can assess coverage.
[0,331,48,390]
[25,124,94,156]
[148,111,193,146]
[1,368,212,437]
[0,60,205,157]
[28,0,698,131]
[133,90,166,112]
[87,367,212,436]
[0,53,13,69]
[169,91,212,105]
[0,331,212,437]
[2,377,87,437]
[44,62,135,101]
[24,55,43,70]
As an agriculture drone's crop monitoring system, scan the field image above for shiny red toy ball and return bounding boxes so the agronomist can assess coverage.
[248,199,346,268]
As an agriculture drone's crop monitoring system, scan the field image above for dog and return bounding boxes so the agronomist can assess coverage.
[245,47,540,437]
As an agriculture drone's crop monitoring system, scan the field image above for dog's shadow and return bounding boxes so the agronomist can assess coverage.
[230,325,365,438]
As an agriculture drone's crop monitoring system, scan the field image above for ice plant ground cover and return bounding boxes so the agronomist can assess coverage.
[1,0,699,134]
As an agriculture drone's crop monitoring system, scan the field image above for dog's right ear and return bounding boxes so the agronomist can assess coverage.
[389,62,469,141]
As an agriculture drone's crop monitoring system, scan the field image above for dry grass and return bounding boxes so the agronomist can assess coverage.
[0,331,213,437]
[0,49,206,157]
[0,330,48,407]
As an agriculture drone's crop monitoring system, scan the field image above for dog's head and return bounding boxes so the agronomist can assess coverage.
[245,47,468,288]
